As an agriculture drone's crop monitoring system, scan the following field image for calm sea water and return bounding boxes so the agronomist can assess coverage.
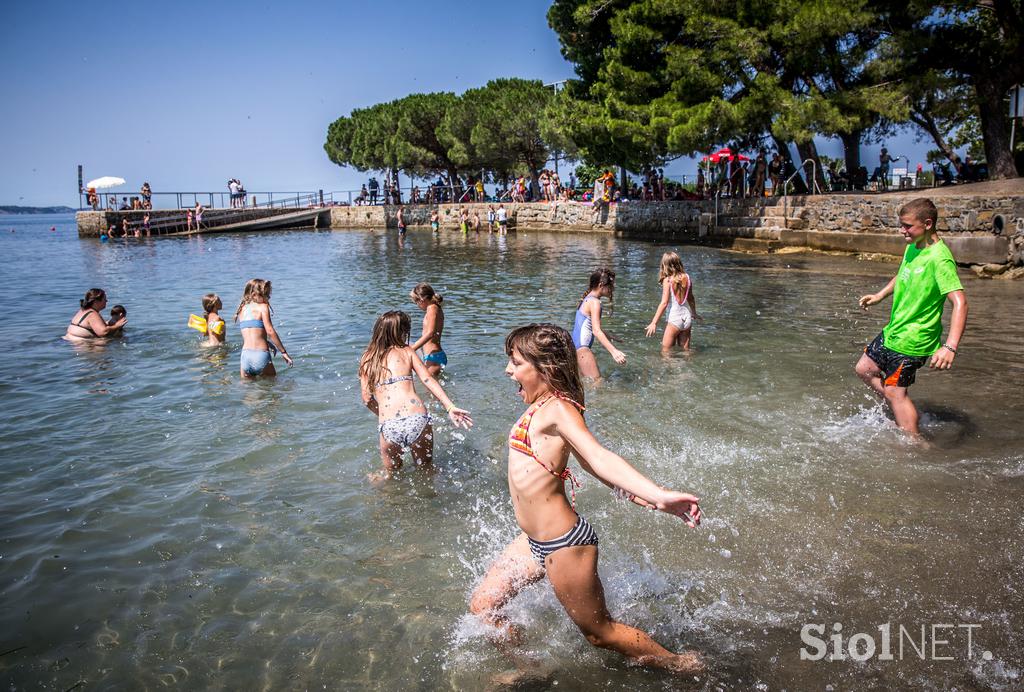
[1,213,1022,690]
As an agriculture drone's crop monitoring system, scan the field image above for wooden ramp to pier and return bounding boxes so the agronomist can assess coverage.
[166,207,328,236]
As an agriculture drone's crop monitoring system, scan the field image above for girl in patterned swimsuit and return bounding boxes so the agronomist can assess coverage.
[359,311,472,480]
[469,323,705,674]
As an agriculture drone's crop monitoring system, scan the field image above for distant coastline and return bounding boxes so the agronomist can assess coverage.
[0,205,75,215]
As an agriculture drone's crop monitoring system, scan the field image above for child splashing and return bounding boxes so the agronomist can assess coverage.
[572,268,625,379]
[409,283,447,378]
[470,324,704,674]
[645,252,699,351]
[359,311,472,480]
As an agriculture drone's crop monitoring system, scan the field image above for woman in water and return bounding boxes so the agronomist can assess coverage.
[65,288,126,340]
[410,283,447,378]
[234,279,292,377]
[572,268,625,379]
[359,311,471,479]
[645,252,699,351]
[469,324,704,673]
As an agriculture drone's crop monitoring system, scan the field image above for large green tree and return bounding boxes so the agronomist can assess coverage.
[324,92,462,182]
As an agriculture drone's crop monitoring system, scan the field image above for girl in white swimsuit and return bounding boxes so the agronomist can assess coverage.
[645,251,699,352]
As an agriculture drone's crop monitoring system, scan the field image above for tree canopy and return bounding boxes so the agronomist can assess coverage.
[547,0,1021,178]
[325,79,566,184]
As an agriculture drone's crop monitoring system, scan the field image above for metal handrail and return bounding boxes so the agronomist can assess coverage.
[782,157,822,220]
[82,190,326,211]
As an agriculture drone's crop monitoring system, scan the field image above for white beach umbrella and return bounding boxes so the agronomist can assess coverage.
[86,176,126,189]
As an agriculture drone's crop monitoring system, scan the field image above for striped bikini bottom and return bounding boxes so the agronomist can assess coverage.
[527,514,599,565]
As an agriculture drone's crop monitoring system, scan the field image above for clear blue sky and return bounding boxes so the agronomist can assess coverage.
[1,0,936,206]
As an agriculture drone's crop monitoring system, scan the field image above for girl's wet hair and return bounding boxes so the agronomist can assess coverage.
[411,282,443,305]
[505,323,585,409]
[80,288,106,309]
[202,293,222,317]
[359,311,412,388]
[582,268,615,303]
[109,305,126,318]
[234,279,272,321]
[658,252,688,301]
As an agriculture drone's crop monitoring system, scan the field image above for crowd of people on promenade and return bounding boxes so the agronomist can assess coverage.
[65,196,966,678]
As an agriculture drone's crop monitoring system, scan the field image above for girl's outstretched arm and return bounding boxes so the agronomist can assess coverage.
[645,282,671,336]
[408,348,473,428]
[410,305,438,351]
[552,402,701,526]
[590,301,626,364]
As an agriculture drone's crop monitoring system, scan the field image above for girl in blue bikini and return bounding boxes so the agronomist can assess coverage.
[359,311,472,480]
[470,323,704,673]
[410,283,447,378]
[234,278,292,378]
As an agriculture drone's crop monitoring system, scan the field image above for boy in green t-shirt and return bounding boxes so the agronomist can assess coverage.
[855,198,968,437]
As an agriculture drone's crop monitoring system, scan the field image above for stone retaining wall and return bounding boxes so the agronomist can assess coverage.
[326,189,1022,266]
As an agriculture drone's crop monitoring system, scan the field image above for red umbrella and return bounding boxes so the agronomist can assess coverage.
[700,154,721,163]
[732,154,751,162]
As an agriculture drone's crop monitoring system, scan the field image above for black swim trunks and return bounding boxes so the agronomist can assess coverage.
[864,332,928,388]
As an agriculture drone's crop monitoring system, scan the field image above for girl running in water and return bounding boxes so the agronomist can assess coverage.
[410,283,447,378]
[572,268,625,379]
[469,323,704,673]
[645,252,699,351]
[359,311,472,479]
[234,279,292,378]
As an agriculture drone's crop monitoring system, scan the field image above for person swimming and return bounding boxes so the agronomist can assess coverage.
[359,310,471,480]
[409,283,447,378]
[469,324,704,674]
[234,279,292,377]
[572,268,626,379]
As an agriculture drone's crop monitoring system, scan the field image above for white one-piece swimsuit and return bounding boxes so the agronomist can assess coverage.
[667,275,692,330]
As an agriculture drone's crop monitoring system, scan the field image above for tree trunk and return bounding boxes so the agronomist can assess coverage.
[908,110,964,174]
[974,79,1020,179]
[795,140,827,193]
[771,136,794,165]
[839,130,863,176]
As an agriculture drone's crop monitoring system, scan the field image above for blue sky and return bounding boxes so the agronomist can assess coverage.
[2,1,939,206]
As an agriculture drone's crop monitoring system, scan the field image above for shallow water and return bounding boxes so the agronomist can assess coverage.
[2,214,1022,690]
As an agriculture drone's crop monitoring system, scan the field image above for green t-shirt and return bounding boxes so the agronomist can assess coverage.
[883,239,963,356]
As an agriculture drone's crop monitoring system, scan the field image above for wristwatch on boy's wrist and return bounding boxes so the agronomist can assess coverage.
[942,344,957,354]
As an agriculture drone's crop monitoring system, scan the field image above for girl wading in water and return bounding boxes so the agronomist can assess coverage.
[234,279,292,378]
[409,283,447,378]
[572,268,625,379]
[645,251,699,352]
[359,311,471,480]
[470,323,704,674]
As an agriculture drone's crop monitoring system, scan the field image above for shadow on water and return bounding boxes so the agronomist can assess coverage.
[918,402,977,449]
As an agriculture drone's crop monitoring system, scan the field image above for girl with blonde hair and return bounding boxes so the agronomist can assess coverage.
[234,279,291,377]
[645,252,699,351]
